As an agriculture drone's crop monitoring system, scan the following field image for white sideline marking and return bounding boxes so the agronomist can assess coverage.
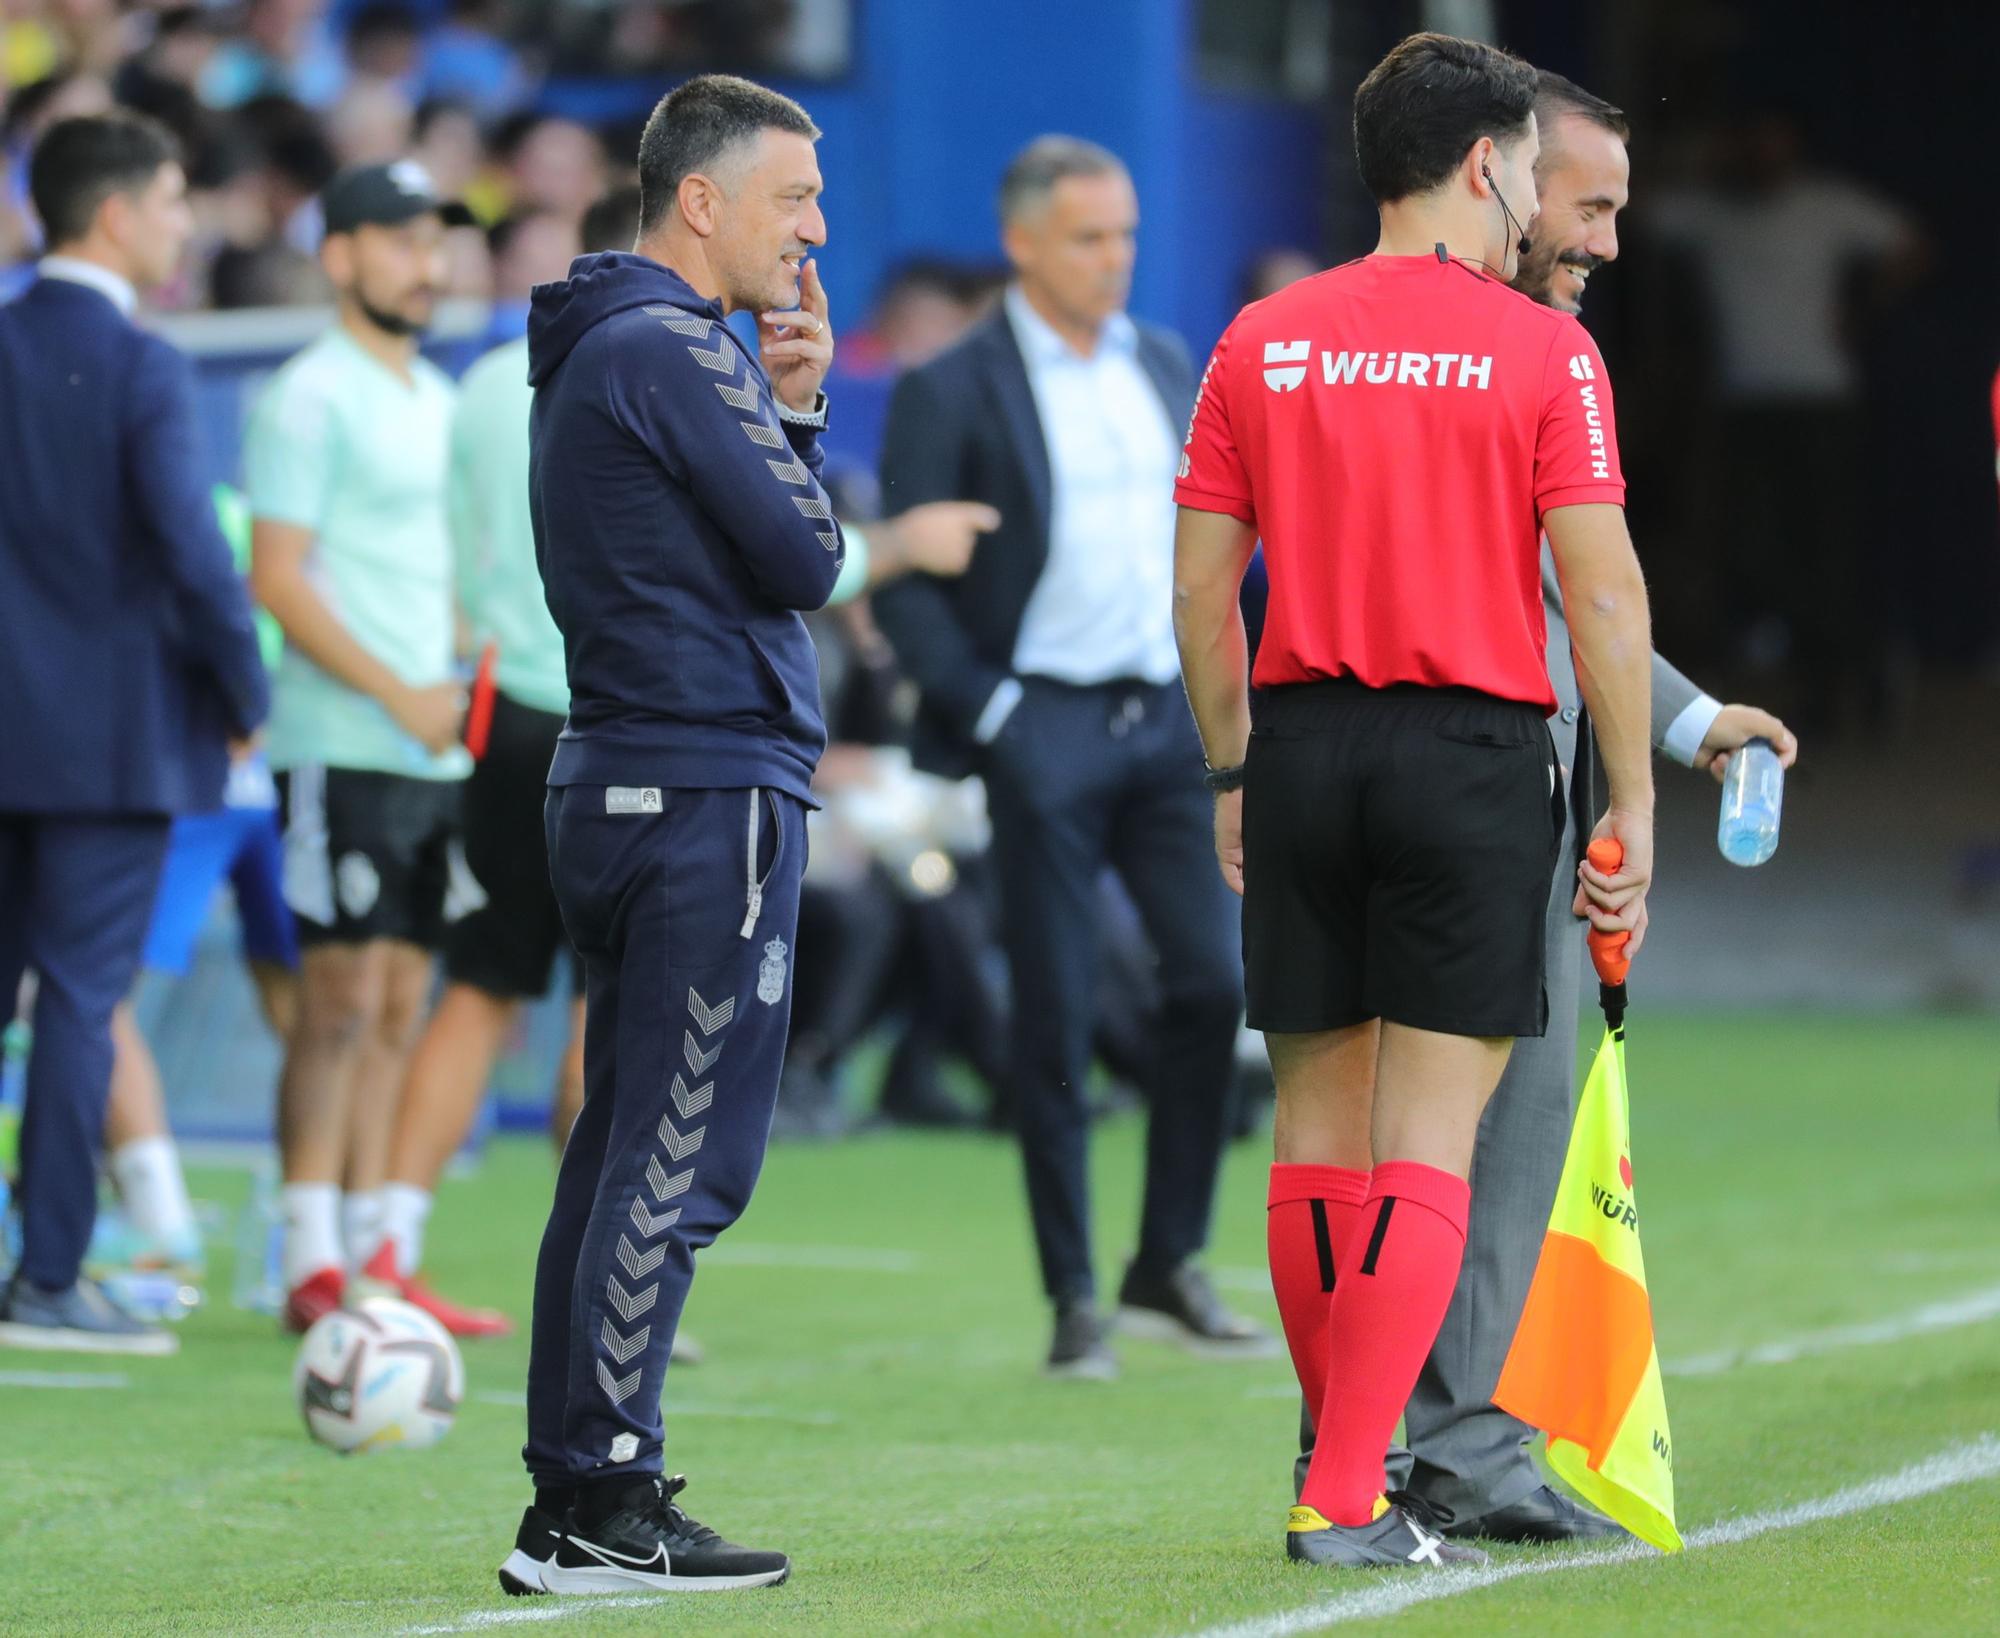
[468,1389,838,1426]
[0,1369,130,1390]
[401,1593,676,1633]
[1184,1434,2000,1637]
[1665,1282,2000,1378]
[699,1242,920,1273]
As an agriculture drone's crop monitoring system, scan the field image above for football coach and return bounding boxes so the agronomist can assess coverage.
[504,75,841,1596]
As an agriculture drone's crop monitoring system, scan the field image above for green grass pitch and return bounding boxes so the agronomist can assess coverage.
[5,1011,1998,1635]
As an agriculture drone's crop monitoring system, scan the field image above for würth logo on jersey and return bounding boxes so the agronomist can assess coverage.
[1319,351,1493,390]
[1568,353,1597,380]
[1262,340,1310,392]
[1576,371,1611,479]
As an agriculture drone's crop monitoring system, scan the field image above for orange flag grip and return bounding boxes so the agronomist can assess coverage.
[1585,837,1630,986]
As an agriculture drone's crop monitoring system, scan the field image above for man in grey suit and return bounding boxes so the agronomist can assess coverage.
[1294,70,1800,1541]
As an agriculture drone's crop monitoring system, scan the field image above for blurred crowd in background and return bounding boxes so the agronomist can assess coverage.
[0,0,853,310]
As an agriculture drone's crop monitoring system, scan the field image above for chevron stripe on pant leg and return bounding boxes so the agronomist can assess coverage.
[524,784,806,1485]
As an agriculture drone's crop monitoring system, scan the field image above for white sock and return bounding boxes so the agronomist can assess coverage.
[341,1189,385,1271]
[108,1135,195,1245]
[281,1183,343,1289]
[376,1183,432,1279]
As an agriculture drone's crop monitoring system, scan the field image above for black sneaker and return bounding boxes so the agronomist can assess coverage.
[1445,1484,1630,1544]
[1044,1298,1117,1381]
[1286,1502,1490,1569]
[540,1475,790,1593]
[497,1506,563,1596]
[1117,1261,1278,1359]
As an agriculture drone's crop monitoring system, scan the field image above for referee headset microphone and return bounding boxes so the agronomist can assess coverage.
[1481,162,1534,259]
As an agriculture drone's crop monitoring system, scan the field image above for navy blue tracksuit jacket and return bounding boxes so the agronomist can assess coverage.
[520,253,844,1481]
[527,253,843,801]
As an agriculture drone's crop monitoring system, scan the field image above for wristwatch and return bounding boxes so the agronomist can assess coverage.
[1203,762,1246,794]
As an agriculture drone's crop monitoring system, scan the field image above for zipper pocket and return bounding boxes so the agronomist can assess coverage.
[739,788,784,938]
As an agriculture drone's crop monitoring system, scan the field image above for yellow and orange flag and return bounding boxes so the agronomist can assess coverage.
[1493,840,1683,1553]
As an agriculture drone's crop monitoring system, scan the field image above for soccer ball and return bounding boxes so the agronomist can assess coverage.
[293,1296,465,1454]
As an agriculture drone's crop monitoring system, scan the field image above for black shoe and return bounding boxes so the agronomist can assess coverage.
[1445,1484,1630,1544]
[1286,1502,1489,1569]
[497,1505,563,1595]
[540,1474,790,1593]
[1117,1261,1278,1359]
[1044,1298,1117,1381]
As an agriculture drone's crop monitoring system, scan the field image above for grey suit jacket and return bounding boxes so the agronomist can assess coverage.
[1541,544,1705,850]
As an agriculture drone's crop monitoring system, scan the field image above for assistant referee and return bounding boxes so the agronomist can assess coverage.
[1172,32,1655,1571]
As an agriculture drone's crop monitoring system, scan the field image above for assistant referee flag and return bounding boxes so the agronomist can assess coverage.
[1493,840,1682,1553]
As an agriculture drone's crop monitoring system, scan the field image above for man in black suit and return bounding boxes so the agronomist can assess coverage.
[875,136,1263,1377]
[0,114,268,1354]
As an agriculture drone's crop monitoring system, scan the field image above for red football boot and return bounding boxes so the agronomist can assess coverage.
[283,1266,346,1334]
[359,1244,514,1338]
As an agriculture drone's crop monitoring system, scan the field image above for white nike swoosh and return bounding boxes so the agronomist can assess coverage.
[568,1536,670,1574]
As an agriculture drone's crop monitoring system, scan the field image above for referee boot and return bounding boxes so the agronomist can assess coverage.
[540,1474,790,1594]
[1287,1499,1489,1570]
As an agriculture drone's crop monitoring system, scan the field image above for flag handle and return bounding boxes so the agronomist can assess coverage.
[1584,838,1630,1026]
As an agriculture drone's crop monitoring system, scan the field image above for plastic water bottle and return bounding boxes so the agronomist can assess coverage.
[1717,737,1784,867]
[231,1163,285,1315]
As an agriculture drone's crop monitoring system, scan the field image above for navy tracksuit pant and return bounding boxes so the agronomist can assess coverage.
[525,784,804,1483]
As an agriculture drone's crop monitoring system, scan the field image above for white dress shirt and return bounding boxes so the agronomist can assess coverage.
[1660,694,1724,768]
[1004,285,1182,692]
[38,255,138,317]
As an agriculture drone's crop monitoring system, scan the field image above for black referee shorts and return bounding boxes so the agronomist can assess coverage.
[443,690,582,1000]
[1242,679,1563,1039]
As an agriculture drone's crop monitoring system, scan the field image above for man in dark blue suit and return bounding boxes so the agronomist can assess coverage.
[0,113,268,1353]
[875,137,1263,1378]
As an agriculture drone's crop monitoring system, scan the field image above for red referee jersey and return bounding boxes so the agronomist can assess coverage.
[1175,254,1626,710]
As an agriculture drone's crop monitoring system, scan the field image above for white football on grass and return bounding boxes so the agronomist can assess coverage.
[293,1297,464,1453]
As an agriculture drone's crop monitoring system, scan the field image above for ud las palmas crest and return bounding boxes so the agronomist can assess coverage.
[757,936,789,1004]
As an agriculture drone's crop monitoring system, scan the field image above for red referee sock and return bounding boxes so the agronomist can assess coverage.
[1266,1164,1371,1413]
[1297,1160,1471,1527]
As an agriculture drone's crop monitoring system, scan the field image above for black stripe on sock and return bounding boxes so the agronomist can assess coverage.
[1359,1197,1396,1276]
[1309,1199,1337,1293]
